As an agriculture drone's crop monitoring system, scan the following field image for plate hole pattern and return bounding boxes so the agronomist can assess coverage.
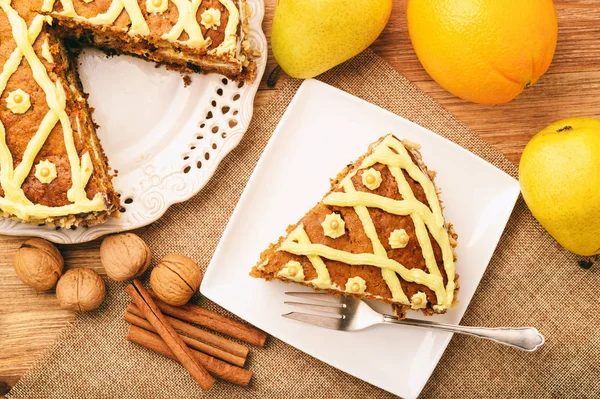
[113,192,135,215]
[180,77,243,182]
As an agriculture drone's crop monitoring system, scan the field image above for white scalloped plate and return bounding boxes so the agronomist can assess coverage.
[0,0,267,244]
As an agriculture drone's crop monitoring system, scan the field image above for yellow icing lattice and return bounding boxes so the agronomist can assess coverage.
[0,3,105,220]
[278,135,456,312]
[43,0,240,54]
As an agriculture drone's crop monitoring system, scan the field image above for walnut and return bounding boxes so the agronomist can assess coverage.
[150,255,202,306]
[55,268,106,312]
[13,238,64,291]
[100,233,151,281]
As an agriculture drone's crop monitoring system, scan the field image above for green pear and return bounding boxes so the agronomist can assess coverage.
[271,0,392,79]
[519,117,600,256]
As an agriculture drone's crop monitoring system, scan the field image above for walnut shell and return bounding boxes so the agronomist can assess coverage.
[150,255,202,306]
[100,233,151,281]
[13,238,64,291]
[56,268,106,312]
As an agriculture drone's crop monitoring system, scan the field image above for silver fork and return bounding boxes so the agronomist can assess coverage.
[283,292,545,352]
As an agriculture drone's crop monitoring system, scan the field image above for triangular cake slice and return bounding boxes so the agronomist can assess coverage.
[251,134,459,317]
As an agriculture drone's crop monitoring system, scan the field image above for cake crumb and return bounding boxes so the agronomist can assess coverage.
[183,74,192,88]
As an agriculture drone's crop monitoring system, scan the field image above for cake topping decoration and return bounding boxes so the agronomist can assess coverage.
[146,0,168,14]
[410,291,428,310]
[277,260,305,282]
[278,135,456,312]
[34,160,58,184]
[389,229,410,249]
[201,8,221,30]
[41,38,54,64]
[47,0,150,37]
[361,168,382,190]
[6,89,31,114]
[345,276,367,294]
[321,213,345,238]
[43,0,241,53]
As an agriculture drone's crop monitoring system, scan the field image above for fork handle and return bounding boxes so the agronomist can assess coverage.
[382,316,544,351]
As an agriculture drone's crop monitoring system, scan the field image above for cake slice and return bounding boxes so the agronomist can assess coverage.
[41,0,257,81]
[251,134,459,317]
[0,3,119,227]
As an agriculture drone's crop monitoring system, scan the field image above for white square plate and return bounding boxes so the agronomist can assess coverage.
[201,79,520,398]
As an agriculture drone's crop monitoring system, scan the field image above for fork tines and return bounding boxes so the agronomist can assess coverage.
[282,292,347,330]
[284,291,344,304]
[283,301,343,315]
[282,311,343,330]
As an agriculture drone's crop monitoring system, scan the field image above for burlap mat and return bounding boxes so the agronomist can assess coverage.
[7,50,599,398]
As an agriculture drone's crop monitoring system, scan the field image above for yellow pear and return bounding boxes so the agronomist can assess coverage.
[519,117,600,256]
[271,0,392,79]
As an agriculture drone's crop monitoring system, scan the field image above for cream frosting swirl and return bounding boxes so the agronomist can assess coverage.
[201,8,221,30]
[410,291,428,310]
[361,167,382,190]
[321,212,345,238]
[6,89,31,114]
[146,0,168,14]
[34,160,58,184]
[277,260,305,282]
[389,228,410,249]
[345,276,367,294]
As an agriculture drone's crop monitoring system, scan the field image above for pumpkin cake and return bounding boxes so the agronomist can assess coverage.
[0,0,256,228]
[251,134,459,317]
[41,0,257,81]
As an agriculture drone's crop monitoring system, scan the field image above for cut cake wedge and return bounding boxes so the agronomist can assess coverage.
[0,0,258,228]
[41,0,257,81]
[251,134,459,317]
[0,2,120,228]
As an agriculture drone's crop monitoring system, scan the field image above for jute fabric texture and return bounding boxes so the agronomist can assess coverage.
[7,50,598,399]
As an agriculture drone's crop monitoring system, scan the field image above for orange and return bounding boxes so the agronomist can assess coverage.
[407,0,558,104]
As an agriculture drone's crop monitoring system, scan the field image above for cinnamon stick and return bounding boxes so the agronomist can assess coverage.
[124,311,246,367]
[149,291,267,347]
[127,303,249,359]
[126,280,215,391]
[127,325,253,387]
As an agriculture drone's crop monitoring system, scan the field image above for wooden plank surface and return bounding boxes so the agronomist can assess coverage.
[1,0,598,395]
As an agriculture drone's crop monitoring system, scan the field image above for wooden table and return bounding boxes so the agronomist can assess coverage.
[1,0,598,395]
